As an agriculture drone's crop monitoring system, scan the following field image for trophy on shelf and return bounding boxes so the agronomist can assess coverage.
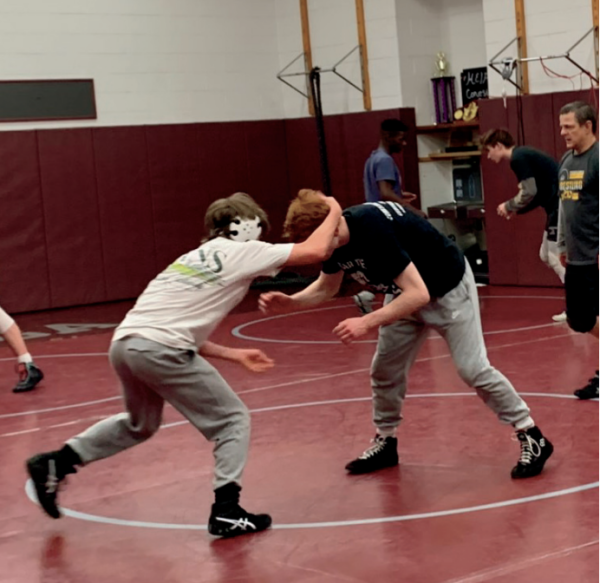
[431,52,456,124]
[435,52,449,77]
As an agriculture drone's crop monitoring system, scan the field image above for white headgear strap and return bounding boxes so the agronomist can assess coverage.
[228,216,262,242]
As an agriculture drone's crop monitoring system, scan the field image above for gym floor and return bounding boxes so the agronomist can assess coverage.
[1,287,598,583]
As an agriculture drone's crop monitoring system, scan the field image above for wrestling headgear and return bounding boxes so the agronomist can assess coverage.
[227,216,263,242]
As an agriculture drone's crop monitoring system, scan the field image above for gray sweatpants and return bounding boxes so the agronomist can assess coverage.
[371,263,532,432]
[67,337,250,490]
[539,231,565,283]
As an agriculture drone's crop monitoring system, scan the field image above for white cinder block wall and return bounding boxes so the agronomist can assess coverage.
[395,0,444,127]
[0,0,284,130]
[483,0,597,96]
[394,0,487,213]
[276,0,402,118]
[1,0,592,130]
[395,0,486,125]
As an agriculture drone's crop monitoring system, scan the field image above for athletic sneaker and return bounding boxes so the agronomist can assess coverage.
[26,452,77,519]
[208,503,272,538]
[511,426,554,479]
[353,291,375,315]
[574,372,599,400]
[345,435,399,474]
[551,311,567,323]
[13,362,44,393]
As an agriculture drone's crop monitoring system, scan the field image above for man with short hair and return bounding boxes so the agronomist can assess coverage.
[557,101,599,399]
[482,129,565,321]
[363,119,417,206]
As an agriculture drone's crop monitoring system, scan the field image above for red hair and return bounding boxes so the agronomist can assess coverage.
[283,189,330,242]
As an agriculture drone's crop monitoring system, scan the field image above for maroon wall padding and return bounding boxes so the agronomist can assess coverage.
[197,121,249,201]
[284,118,322,199]
[514,93,559,287]
[0,132,51,312]
[145,124,204,269]
[243,120,290,241]
[93,127,157,300]
[37,129,107,307]
[322,115,351,204]
[0,106,422,314]
[479,98,520,286]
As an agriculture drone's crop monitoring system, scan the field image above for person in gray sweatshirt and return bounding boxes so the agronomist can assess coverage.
[557,101,599,399]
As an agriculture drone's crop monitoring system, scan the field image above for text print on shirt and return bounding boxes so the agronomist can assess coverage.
[559,169,585,201]
[156,248,227,290]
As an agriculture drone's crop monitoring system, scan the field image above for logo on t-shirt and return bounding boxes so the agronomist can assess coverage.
[157,249,226,290]
[559,169,584,201]
[350,270,369,286]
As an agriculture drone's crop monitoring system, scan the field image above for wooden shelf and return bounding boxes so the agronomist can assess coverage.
[419,151,482,163]
[416,121,479,134]
[427,202,484,220]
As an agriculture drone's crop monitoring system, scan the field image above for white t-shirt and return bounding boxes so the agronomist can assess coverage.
[113,238,293,350]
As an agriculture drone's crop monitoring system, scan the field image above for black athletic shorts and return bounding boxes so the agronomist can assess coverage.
[565,263,599,333]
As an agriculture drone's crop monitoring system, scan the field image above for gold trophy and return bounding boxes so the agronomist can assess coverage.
[435,52,449,77]
[431,52,456,123]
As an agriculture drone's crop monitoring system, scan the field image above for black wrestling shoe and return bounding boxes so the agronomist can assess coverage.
[208,503,272,538]
[26,449,78,518]
[511,426,554,479]
[345,435,399,474]
[574,372,599,400]
[13,362,44,393]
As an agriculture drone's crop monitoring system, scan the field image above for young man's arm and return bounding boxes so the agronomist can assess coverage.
[284,196,342,267]
[332,263,430,344]
[499,152,537,217]
[199,341,274,373]
[379,181,426,217]
[378,180,407,204]
[503,177,537,212]
[259,271,344,315]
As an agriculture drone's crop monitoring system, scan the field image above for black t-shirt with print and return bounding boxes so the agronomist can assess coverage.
[510,146,560,230]
[322,202,465,298]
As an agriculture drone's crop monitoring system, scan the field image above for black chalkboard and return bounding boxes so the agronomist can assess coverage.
[0,79,96,122]
[460,67,488,105]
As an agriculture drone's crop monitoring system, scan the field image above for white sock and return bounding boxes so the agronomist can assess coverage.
[377,428,397,438]
[17,353,33,364]
[514,416,535,432]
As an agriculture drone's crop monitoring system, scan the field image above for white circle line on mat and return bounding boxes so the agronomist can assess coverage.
[23,392,597,531]
[231,296,565,344]
[0,329,575,421]
[24,480,599,530]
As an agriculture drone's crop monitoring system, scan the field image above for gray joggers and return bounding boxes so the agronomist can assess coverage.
[370,263,532,433]
[67,337,249,489]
